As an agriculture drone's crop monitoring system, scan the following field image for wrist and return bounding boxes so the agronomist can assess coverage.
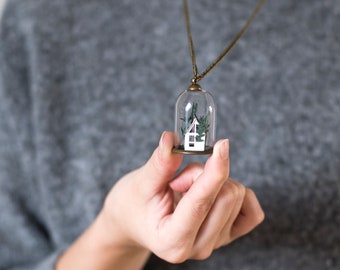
[96,208,149,255]
[56,209,150,270]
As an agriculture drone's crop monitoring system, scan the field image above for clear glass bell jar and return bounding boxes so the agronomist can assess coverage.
[173,83,216,155]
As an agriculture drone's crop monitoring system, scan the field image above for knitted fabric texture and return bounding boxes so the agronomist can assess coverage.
[0,0,339,269]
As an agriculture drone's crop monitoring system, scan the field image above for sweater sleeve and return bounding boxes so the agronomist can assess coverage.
[0,2,62,269]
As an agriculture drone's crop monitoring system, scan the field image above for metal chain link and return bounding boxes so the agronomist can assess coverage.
[183,0,267,84]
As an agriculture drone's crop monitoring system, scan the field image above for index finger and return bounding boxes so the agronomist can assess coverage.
[169,139,230,240]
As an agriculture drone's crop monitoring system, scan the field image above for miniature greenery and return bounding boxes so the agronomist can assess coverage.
[196,114,210,142]
[180,102,210,142]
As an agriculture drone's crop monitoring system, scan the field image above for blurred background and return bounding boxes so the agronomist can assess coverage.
[1,0,339,269]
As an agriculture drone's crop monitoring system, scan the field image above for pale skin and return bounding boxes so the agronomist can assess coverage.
[56,131,264,269]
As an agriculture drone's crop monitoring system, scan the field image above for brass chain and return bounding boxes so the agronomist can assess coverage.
[183,0,267,84]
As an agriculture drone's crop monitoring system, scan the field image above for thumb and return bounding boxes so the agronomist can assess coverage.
[141,131,183,192]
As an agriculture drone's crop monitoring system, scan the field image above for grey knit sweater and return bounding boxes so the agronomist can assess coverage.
[0,0,339,269]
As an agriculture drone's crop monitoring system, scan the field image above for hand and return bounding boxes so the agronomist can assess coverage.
[101,131,264,263]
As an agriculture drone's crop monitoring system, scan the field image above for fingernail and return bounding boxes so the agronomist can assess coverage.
[219,139,229,160]
[159,132,166,153]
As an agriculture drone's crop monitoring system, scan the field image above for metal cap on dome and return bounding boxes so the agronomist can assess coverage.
[188,83,203,91]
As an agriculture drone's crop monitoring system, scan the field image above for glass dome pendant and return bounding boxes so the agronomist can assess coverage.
[173,0,266,155]
[173,81,216,154]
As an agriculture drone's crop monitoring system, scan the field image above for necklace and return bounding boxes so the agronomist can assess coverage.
[173,0,267,155]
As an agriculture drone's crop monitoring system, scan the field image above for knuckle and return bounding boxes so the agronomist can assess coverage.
[246,188,265,224]
[215,238,231,250]
[245,187,256,197]
[255,208,265,224]
[162,245,191,264]
[193,248,213,261]
[224,182,239,200]
[225,180,246,200]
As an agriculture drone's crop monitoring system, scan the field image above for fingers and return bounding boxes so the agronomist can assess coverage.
[105,131,264,264]
[190,182,264,260]
[141,131,183,193]
[229,188,265,241]
[213,187,264,249]
[139,135,264,263]
[220,179,247,237]
[190,179,243,258]
[169,139,230,241]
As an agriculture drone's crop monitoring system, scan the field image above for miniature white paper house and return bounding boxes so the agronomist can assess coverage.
[184,118,205,151]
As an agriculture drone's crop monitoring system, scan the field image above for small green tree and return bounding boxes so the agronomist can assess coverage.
[196,114,210,142]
